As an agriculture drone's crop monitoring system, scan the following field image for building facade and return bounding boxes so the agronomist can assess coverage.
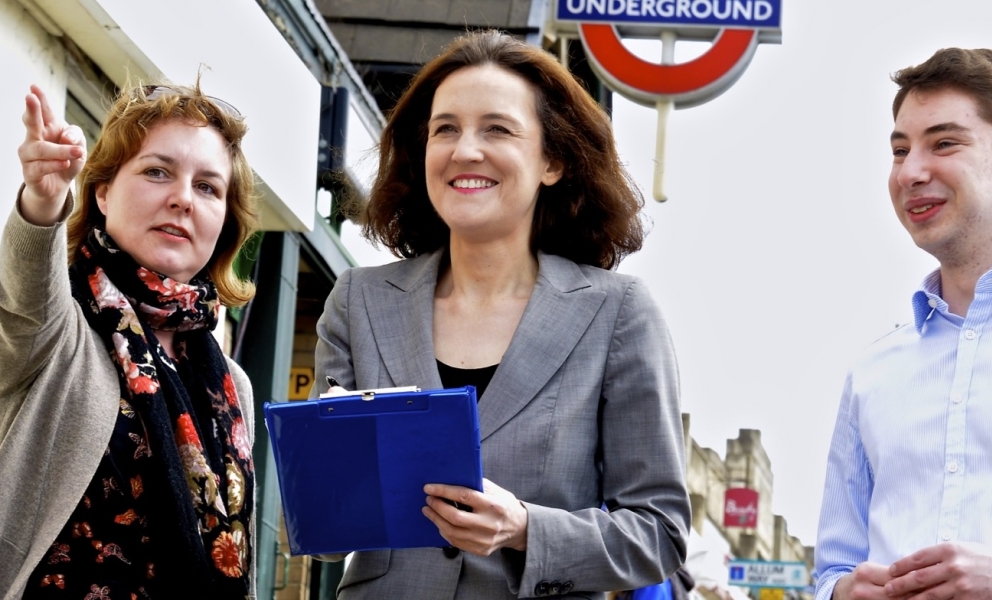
[684,415,814,600]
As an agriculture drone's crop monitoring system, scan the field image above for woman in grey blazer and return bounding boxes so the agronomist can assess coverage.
[314,30,690,599]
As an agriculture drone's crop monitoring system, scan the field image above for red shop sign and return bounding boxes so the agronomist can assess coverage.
[724,488,759,528]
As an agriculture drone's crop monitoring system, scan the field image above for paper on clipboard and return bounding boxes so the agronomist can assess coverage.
[264,386,483,556]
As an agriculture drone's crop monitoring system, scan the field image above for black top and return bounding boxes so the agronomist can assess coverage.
[436,360,498,400]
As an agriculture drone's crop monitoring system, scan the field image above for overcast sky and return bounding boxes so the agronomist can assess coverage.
[342,0,992,547]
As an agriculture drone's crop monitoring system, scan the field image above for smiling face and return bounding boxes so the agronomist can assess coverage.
[889,87,992,269]
[425,64,563,246]
[96,120,231,283]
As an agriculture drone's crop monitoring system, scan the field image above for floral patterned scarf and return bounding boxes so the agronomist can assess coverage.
[69,229,253,597]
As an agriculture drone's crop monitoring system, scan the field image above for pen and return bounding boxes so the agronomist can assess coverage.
[326,375,340,388]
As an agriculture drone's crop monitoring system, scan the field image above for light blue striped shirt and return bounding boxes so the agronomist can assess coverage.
[814,268,992,600]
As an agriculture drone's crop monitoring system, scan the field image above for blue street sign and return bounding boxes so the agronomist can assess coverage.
[727,560,808,589]
[557,0,782,30]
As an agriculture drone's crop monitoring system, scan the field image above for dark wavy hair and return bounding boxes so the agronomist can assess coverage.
[892,48,992,123]
[360,29,645,270]
[68,81,259,307]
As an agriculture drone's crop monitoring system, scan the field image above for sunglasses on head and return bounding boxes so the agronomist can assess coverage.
[141,85,242,119]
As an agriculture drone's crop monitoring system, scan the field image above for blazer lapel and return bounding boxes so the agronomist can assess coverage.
[479,253,606,441]
[362,252,444,390]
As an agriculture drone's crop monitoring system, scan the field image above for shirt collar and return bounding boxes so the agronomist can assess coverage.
[911,267,992,334]
[912,269,944,335]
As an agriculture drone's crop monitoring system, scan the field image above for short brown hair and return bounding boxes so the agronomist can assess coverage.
[892,48,992,123]
[361,29,645,270]
[68,82,259,306]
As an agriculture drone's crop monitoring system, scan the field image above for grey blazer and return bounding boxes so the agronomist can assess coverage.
[314,250,690,599]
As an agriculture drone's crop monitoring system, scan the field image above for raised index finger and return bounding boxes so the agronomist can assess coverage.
[30,85,58,129]
[22,92,45,141]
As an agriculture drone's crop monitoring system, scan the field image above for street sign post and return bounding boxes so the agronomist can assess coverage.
[555,0,782,201]
[728,560,808,589]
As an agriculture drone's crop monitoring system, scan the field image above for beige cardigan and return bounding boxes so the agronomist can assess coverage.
[0,200,255,598]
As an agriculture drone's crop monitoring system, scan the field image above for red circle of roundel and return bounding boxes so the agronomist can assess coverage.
[579,23,757,96]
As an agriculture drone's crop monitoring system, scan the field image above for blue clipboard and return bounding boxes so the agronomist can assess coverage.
[263,386,483,556]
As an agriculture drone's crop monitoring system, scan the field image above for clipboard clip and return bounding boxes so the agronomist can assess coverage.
[318,385,421,400]
[324,391,383,403]
[359,387,421,400]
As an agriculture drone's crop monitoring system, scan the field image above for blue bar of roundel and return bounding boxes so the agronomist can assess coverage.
[555,0,782,31]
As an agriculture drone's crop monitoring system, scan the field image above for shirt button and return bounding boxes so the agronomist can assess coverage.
[928,298,938,308]
[941,531,952,541]
[965,329,977,340]
[951,393,963,404]
[949,460,959,473]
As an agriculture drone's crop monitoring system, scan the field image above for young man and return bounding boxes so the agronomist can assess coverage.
[815,48,992,600]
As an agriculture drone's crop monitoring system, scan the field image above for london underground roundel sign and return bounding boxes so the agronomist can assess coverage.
[557,0,782,108]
